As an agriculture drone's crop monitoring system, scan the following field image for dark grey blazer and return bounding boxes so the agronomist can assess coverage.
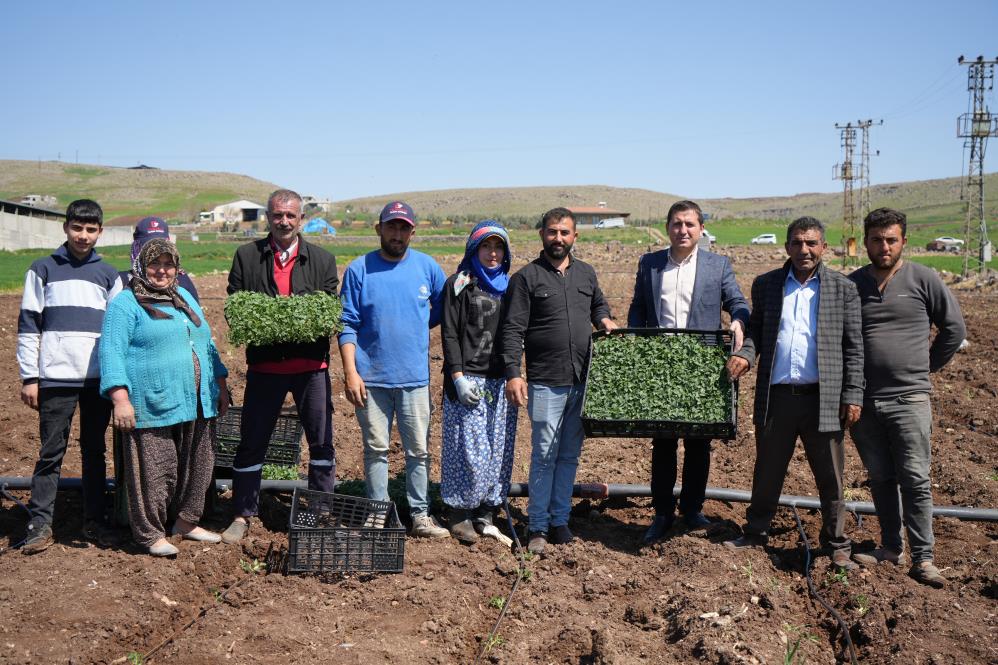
[734,260,864,433]
[626,248,750,330]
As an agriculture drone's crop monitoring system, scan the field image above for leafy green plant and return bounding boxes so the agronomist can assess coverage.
[740,560,754,586]
[240,558,265,574]
[484,634,505,652]
[783,623,819,665]
[519,567,533,582]
[488,595,506,610]
[852,594,870,617]
[261,464,299,480]
[224,291,342,347]
[584,332,731,422]
[825,569,849,586]
[126,652,144,665]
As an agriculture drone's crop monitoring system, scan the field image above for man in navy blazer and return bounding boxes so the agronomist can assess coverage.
[627,200,750,544]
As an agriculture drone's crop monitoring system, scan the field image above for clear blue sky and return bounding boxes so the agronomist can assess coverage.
[4,1,997,202]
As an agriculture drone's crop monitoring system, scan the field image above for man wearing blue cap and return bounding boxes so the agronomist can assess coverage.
[339,201,449,538]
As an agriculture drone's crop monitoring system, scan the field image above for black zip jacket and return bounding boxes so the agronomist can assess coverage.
[227,235,339,365]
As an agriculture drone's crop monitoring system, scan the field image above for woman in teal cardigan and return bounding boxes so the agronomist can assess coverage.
[100,239,229,556]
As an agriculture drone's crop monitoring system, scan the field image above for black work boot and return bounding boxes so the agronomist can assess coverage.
[472,504,495,535]
[449,509,480,544]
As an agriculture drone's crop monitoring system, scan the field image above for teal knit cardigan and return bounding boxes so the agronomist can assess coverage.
[100,287,228,428]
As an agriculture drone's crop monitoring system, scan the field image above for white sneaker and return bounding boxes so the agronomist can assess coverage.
[410,514,449,539]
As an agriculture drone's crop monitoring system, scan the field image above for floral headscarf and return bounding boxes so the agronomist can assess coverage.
[129,238,201,326]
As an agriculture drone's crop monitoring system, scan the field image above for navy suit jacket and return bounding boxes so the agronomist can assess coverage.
[627,248,749,331]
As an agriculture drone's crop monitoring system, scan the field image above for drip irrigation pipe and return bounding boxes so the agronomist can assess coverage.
[2,477,997,522]
[791,505,858,665]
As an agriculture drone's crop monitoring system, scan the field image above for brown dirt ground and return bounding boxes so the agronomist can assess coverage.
[0,245,995,664]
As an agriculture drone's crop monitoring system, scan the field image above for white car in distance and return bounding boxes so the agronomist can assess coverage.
[750,233,777,245]
[934,236,964,246]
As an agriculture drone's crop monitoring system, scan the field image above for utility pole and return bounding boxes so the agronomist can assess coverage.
[833,122,859,261]
[957,55,998,276]
[858,119,882,218]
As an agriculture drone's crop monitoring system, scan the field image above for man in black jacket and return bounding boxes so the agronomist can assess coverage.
[221,189,339,544]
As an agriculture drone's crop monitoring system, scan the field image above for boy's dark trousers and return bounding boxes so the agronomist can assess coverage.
[27,386,112,526]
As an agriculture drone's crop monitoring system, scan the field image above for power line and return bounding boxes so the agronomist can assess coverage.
[834,120,881,263]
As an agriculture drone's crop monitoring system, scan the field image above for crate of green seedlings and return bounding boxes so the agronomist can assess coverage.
[213,406,303,469]
[287,488,406,575]
[582,328,737,439]
[225,291,343,347]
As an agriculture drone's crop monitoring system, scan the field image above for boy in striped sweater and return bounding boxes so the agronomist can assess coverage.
[17,199,123,553]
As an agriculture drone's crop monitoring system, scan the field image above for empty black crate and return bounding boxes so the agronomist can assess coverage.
[213,406,303,469]
[287,488,406,575]
[581,328,738,440]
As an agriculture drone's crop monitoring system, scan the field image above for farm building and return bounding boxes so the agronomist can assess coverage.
[567,202,630,226]
[207,199,267,224]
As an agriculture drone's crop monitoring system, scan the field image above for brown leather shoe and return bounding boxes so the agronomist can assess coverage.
[909,561,946,588]
[831,549,857,571]
[852,547,905,567]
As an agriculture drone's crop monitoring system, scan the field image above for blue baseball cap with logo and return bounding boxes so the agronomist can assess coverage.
[379,201,416,226]
[131,216,170,261]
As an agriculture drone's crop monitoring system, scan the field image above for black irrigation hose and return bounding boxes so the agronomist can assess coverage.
[473,498,526,665]
[791,505,858,665]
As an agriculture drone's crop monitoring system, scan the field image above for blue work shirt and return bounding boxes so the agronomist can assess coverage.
[771,270,820,385]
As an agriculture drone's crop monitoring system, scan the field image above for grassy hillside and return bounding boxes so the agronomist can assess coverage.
[335,174,998,228]
[0,160,280,224]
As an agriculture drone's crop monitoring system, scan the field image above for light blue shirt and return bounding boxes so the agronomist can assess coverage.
[771,270,820,385]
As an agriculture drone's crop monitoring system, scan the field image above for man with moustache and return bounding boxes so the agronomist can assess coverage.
[501,207,617,554]
[338,201,449,538]
[627,200,750,544]
[848,208,965,588]
[725,217,864,571]
[222,189,339,544]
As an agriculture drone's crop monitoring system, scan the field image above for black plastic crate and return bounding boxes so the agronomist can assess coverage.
[287,488,406,575]
[213,406,303,469]
[581,327,738,440]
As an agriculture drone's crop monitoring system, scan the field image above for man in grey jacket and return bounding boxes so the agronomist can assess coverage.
[847,208,965,588]
[627,200,750,543]
[725,217,864,570]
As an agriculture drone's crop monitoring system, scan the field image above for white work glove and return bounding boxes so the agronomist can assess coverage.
[454,376,482,407]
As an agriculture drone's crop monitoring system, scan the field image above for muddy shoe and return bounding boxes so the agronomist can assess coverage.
[549,524,575,545]
[831,549,857,571]
[852,547,905,567]
[21,522,54,555]
[410,514,449,539]
[148,540,179,557]
[221,518,250,544]
[527,531,547,555]
[909,561,946,588]
[643,515,675,545]
[449,510,480,544]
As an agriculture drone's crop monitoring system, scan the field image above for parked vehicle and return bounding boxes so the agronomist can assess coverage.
[751,233,777,245]
[594,217,626,229]
[926,240,961,253]
[934,236,964,246]
[702,229,716,244]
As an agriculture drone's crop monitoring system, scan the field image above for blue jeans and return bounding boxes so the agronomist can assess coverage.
[850,392,935,562]
[526,383,585,533]
[356,386,432,517]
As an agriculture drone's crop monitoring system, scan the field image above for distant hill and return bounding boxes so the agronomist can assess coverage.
[0,160,279,224]
[2,159,995,227]
[336,174,998,225]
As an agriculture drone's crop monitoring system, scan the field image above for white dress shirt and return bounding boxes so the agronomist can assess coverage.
[658,248,698,328]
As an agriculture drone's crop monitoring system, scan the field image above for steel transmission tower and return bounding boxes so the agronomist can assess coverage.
[834,123,859,259]
[858,119,882,218]
[957,55,998,276]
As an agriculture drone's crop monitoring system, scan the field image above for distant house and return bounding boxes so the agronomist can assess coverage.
[208,200,267,224]
[567,202,630,226]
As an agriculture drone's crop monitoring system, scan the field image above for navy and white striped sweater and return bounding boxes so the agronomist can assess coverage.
[17,244,123,388]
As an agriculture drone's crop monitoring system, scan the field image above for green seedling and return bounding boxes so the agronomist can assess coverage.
[488,595,505,610]
[484,634,505,653]
[225,291,342,347]
[127,653,144,665]
[240,558,265,574]
[987,470,998,482]
[740,560,754,586]
[826,569,849,586]
[519,567,533,582]
[584,333,731,423]
[783,623,819,663]
[853,594,870,617]
[261,464,299,480]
